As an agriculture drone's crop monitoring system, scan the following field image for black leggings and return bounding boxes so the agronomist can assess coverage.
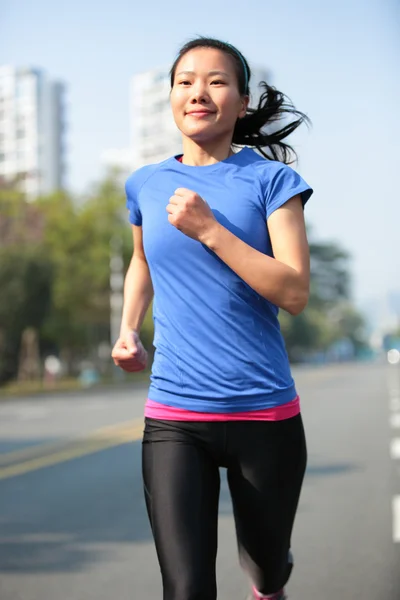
[142,415,307,600]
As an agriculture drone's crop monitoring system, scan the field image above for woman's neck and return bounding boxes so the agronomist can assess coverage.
[181,137,234,166]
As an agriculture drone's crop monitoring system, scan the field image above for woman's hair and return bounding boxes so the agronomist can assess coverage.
[170,37,310,164]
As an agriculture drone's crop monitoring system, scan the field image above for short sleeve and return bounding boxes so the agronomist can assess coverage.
[262,162,313,220]
[125,175,142,226]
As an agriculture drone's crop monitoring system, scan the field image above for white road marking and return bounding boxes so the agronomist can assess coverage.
[390,438,400,460]
[393,496,400,543]
[387,371,400,545]
[390,414,400,428]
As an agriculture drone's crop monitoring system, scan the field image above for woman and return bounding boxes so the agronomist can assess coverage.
[112,36,313,600]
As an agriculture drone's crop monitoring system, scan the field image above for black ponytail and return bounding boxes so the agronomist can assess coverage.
[170,36,311,164]
[233,82,311,164]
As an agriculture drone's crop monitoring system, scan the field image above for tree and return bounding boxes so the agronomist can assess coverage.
[0,248,52,382]
[36,177,135,372]
[0,186,53,382]
[2,172,365,383]
[0,175,151,383]
[0,187,45,246]
[308,240,350,309]
[279,235,366,361]
[330,302,367,351]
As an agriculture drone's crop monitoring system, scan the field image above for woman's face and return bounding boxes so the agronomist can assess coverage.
[170,47,248,144]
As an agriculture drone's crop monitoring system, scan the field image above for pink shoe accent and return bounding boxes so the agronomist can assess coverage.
[252,585,286,599]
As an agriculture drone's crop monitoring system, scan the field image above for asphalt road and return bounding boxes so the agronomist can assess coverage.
[0,362,399,600]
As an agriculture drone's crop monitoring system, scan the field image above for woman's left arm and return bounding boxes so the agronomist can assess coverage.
[202,195,310,316]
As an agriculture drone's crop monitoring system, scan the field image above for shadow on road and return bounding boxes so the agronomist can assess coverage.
[0,439,59,455]
[0,440,360,574]
[306,461,360,478]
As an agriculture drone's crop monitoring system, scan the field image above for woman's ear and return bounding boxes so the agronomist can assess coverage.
[239,95,249,119]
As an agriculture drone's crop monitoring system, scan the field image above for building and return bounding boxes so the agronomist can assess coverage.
[130,68,182,169]
[0,66,66,198]
[130,65,271,169]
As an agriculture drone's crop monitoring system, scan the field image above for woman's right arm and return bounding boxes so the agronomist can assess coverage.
[120,225,154,334]
[112,225,154,372]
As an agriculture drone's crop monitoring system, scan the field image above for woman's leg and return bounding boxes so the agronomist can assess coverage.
[227,415,307,596]
[142,418,221,600]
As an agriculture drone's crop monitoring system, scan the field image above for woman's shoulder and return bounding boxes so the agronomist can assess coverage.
[243,149,313,206]
[125,161,167,195]
[245,150,298,180]
[127,162,159,181]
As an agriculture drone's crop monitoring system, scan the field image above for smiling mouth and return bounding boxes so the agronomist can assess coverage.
[186,110,215,117]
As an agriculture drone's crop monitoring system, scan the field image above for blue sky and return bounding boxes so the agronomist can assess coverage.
[1,0,399,324]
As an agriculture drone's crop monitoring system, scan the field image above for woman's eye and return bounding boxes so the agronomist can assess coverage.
[211,80,225,85]
[178,80,191,86]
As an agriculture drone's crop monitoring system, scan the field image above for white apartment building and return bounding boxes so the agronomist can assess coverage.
[130,68,182,169]
[0,66,66,198]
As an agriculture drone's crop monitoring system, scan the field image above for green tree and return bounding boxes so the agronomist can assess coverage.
[329,302,367,351]
[0,247,52,382]
[36,177,136,371]
[308,240,350,309]
[0,187,53,382]
[279,236,365,361]
[0,175,153,383]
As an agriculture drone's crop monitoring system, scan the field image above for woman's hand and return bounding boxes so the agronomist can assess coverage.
[166,188,219,243]
[111,329,148,373]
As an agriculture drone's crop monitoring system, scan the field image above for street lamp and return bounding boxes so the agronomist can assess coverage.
[110,235,124,379]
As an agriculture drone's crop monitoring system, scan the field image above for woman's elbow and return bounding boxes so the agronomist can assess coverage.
[285,285,309,316]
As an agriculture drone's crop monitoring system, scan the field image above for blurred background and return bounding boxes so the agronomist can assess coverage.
[0,1,399,599]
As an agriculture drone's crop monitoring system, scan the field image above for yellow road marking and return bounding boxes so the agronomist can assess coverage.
[0,439,75,467]
[0,419,144,481]
[0,365,352,481]
[0,419,143,467]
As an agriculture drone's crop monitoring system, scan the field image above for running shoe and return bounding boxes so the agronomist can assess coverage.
[247,588,287,600]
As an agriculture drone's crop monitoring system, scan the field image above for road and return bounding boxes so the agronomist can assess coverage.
[0,362,399,599]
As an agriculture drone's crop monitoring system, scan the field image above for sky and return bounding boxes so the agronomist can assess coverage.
[1,0,399,327]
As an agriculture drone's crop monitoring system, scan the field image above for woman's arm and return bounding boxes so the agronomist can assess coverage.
[112,225,154,372]
[120,225,154,335]
[201,195,310,315]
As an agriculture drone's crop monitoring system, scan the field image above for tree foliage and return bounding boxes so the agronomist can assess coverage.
[0,246,52,382]
[0,176,367,383]
[279,233,367,361]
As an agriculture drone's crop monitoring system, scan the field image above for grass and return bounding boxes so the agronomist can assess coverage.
[0,377,84,398]
[0,369,151,399]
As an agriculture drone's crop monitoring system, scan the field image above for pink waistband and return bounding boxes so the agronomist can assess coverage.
[145,396,300,422]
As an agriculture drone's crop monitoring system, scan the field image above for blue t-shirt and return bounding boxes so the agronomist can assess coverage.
[125,147,313,412]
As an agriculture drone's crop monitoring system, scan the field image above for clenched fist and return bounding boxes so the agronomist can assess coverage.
[111,329,148,373]
[166,188,218,243]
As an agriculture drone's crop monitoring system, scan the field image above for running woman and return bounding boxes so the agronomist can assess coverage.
[112,37,313,600]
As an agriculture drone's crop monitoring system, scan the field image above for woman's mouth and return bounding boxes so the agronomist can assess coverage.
[186,110,215,118]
